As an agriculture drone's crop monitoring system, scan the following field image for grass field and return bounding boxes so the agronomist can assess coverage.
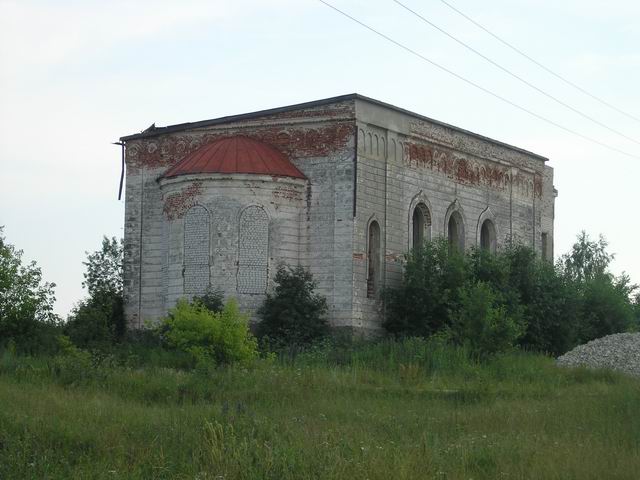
[1,339,639,479]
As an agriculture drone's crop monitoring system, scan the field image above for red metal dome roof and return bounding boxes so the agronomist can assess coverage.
[162,136,306,180]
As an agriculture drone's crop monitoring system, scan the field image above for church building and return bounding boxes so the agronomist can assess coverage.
[119,94,556,333]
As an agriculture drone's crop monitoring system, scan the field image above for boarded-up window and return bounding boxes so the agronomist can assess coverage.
[184,205,210,295]
[367,220,381,298]
[237,206,269,294]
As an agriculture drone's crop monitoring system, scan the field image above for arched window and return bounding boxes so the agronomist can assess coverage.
[411,203,432,249]
[480,219,497,253]
[448,211,465,252]
[237,206,269,294]
[184,205,210,295]
[367,220,381,298]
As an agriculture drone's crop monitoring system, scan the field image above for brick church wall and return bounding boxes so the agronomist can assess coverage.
[121,95,555,332]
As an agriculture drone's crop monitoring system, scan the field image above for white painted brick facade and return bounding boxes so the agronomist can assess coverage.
[121,94,555,333]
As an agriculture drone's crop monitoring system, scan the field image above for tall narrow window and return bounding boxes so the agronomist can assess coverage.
[237,206,269,294]
[480,219,497,253]
[412,203,432,249]
[541,232,549,261]
[184,205,210,295]
[448,211,464,252]
[367,220,381,298]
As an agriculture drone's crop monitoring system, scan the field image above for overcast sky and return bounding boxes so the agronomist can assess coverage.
[1,0,639,316]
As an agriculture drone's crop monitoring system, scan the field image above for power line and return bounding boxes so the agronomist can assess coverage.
[316,0,640,161]
[392,0,640,147]
[438,0,640,125]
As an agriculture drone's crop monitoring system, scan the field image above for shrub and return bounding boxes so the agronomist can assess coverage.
[384,232,637,357]
[468,246,523,316]
[578,275,635,343]
[161,298,258,367]
[448,281,525,357]
[192,288,224,314]
[65,289,123,349]
[517,260,580,356]
[384,239,467,337]
[468,247,512,293]
[467,245,581,356]
[256,265,329,349]
[48,335,99,386]
[483,244,581,356]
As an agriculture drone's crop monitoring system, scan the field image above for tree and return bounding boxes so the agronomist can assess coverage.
[578,275,634,342]
[82,236,123,297]
[257,265,329,349]
[560,231,613,283]
[0,227,58,350]
[560,232,636,344]
[65,236,125,347]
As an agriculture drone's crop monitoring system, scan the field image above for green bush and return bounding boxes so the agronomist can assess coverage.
[448,281,525,357]
[578,275,635,342]
[192,288,225,314]
[383,239,467,337]
[485,245,580,356]
[384,232,637,357]
[466,245,583,356]
[257,265,329,349]
[48,336,100,386]
[517,260,580,355]
[161,298,258,367]
[64,289,123,349]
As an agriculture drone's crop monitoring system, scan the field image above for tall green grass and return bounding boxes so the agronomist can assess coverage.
[1,339,639,479]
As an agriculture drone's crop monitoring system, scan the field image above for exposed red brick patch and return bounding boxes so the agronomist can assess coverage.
[407,143,434,169]
[272,186,303,202]
[405,141,541,198]
[126,123,354,170]
[163,181,202,220]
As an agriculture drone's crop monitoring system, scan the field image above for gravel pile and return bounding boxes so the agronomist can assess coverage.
[556,332,640,378]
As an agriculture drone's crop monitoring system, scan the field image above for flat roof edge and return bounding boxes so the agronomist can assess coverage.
[119,93,548,162]
[119,93,359,142]
[354,95,549,162]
